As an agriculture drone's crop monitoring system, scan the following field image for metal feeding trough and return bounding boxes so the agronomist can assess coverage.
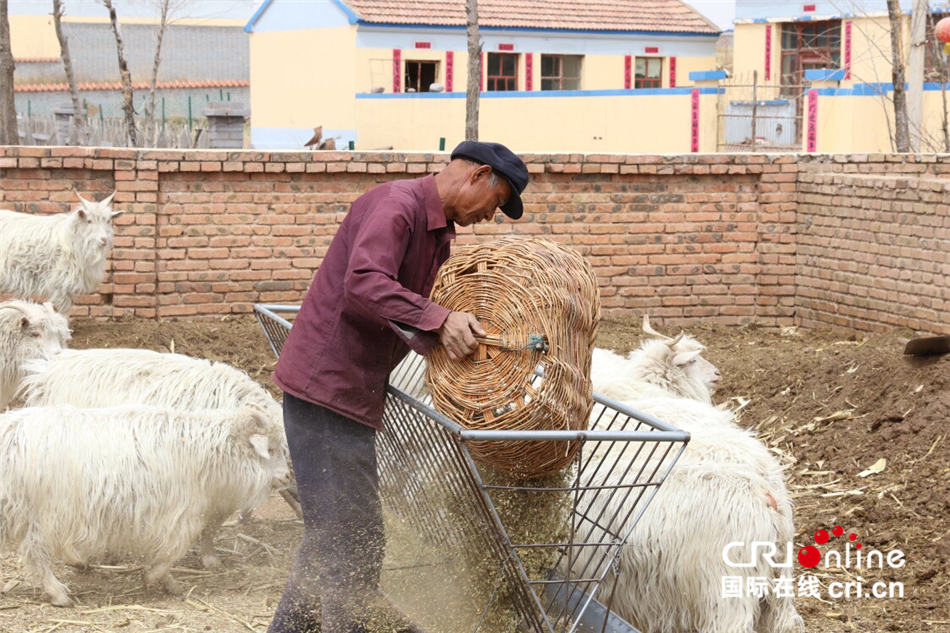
[255,304,690,633]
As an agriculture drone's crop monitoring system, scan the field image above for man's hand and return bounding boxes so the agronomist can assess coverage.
[437,312,486,361]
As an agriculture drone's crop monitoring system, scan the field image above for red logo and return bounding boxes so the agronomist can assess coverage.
[798,525,862,568]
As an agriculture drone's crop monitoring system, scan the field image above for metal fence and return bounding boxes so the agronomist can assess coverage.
[717,71,807,152]
[254,304,690,633]
[15,114,215,149]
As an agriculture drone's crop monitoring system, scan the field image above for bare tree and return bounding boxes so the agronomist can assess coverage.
[885,0,911,151]
[143,0,187,144]
[906,0,928,150]
[827,0,950,151]
[0,0,18,145]
[465,0,480,141]
[52,0,85,144]
[102,0,138,146]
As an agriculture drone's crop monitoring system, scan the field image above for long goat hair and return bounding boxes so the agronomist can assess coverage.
[0,405,287,607]
[19,347,282,422]
[577,395,802,633]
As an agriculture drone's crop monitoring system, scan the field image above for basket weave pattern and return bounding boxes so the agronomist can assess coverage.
[426,237,601,478]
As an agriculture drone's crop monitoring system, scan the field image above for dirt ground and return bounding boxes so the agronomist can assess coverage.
[1,313,947,633]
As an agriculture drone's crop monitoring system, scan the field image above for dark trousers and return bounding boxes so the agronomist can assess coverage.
[268,393,384,633]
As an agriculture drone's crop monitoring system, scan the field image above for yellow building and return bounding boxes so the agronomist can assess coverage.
[246,0,721,152]
[731,0,950,153]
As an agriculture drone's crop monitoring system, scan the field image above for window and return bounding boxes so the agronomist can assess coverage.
[634,57,662,88]
[541,55,582,90]
[487,53,518,91]
[780,21,841,94]
[404,60,439,93]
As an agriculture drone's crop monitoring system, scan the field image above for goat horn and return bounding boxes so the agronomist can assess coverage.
[665,331,685,348]
[642,314,672,341]
[0,302,31,318]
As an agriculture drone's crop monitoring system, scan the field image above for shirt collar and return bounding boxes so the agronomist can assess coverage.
[421,174,453,237]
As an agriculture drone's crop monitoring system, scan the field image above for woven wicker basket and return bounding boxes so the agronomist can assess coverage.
[426,237,601,478]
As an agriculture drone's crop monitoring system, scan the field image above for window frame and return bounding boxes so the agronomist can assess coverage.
[779,20,842,94]
[403,60,439,93]
[633,57,662,89]
[540,54,582,91]
[486,52,519,91]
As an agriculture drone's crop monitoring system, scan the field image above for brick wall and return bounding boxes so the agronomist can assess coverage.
[797,154,950,335]
[1,147,947,335]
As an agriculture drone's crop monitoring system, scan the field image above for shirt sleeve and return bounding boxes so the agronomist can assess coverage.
[342,195,450,354]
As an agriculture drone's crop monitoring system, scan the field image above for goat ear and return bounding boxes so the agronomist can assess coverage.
[671,350,703,366]
[110,209,125,219]
[20,316,31,329]
[248,434,270,459]
[77,208,87,220]
[101,191,116,207]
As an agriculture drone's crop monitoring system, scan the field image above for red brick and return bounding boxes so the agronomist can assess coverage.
[4,150,947,334]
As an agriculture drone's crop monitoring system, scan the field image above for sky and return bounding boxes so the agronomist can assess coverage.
[681,0,736,30]
[10,0,738,32]
[9,0,259,20]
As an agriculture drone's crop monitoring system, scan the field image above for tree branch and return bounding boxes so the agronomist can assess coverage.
[53,0,85,144]
[102,0,138,146]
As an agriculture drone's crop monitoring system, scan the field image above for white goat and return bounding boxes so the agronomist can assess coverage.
[0,191,123,315]
[18,347,295,545]
[0,300,70,410]
[578,397,801,633]
[592,315,721,404]
[0,405,290,607]
[19,348,282,422]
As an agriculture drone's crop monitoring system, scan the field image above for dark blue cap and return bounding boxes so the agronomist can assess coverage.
[450,141,529,219]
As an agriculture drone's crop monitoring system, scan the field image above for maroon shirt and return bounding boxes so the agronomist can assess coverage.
[273,175,454,429]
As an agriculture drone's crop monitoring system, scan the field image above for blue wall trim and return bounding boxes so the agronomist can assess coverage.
[332,0,360,25]
[736,1,945,23]
[244,1,720,37]
[742,14,854,24]
[689,70,728,81]
[730,99,790,106]
[805,69,846,81]
[359,23,719,37]
[251,126,358,150]
[244,0,274,33]
[357,91,464,99]
[356,87,721,99]
[814,82,950,96]
[354,83,950,99]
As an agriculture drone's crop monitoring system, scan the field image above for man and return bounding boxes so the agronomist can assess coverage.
[267,141,529,633]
